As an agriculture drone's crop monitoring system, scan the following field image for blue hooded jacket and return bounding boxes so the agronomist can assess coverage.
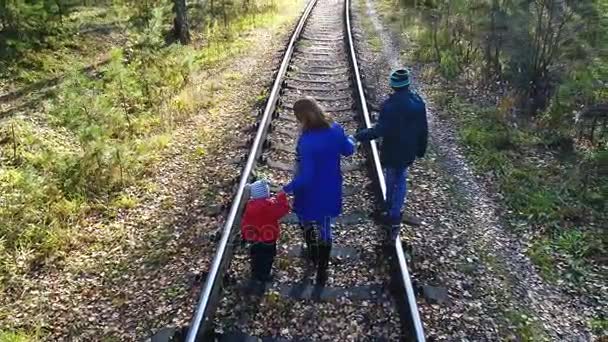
[283,122,355,222]
[355,89,428,168]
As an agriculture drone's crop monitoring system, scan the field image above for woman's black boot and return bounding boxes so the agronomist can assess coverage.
[304,228,318,264]
[316,242,331,286]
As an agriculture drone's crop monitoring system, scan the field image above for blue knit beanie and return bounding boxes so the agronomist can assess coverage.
[389,68,411,88]
[249,179,270,200]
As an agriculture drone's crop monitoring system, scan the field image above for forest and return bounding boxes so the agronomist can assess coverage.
[0,0,278,270]
[0,0,606,340]
[376,0,606,300]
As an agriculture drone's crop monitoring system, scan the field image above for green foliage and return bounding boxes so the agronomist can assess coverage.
[387,0,607,281]
[529,228,604,283]
[547,62,608,128]
[0,0,63,37]
[112,194,138,209]
[555,229,591,260]
[0,0,290,285]
[441,92,606,281]
[451,99,514,173]
[528,238,556,280]
[0,1,111,51]
[590,317,608,336]
[43,31,196,196]
[116,0,169,28]
[505,309,547,341]
[0,330,37,342]
[0,1,119,86]
[395,0,607,116]
[438,50,459,79]
[502,173,559,222]
[460,132,511,172]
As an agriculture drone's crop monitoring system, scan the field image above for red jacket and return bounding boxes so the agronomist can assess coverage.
[241,192,290,243]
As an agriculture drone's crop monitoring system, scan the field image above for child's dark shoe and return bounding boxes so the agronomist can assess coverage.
[245,278,266,296]
[316,269,328,286]
[257,273,274,283]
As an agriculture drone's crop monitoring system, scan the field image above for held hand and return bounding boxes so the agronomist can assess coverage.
[280,189,294,207]
[281,184,291,194]
[347,135,361,153]
[349,135,362,149]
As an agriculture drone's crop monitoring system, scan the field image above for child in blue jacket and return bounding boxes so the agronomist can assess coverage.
[355,69,428,237]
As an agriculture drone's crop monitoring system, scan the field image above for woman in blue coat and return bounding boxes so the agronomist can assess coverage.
[283,97,355,285]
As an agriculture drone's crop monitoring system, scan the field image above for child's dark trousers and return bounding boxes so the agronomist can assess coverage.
[250,242,276,281]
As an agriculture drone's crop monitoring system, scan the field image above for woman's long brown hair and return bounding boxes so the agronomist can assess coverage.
[293,96,333,131]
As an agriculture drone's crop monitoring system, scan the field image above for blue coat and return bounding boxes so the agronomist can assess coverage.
[355,89,428,168]
[283,122,355,222]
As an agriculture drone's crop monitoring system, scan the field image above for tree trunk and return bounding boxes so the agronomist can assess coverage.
[173,0,191,45]
[222,0,228,27]
[431,23,441,62]
[0,0,7,30]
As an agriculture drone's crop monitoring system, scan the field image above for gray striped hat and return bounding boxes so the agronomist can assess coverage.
[249,179,270,200]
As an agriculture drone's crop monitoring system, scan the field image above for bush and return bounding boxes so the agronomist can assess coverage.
[439,50,459,79]
[590,318,608,336]
[457,104,516,174]
[0,166,73,279]
[555,229,591,260]
[500,167,561,222]
[548,62,608,129]
[528,239,556,279]
[412,28,438,63]
[0,330,37,342]
[0,0,290,283]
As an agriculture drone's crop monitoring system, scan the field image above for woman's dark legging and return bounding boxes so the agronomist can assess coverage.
[301,218,333,285]
[301,217,333,243]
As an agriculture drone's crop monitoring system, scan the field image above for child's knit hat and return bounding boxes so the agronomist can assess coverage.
[249,179,270,200]
[389,68,411,88]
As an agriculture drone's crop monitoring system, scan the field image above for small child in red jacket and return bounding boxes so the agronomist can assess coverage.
[241,179,290,282]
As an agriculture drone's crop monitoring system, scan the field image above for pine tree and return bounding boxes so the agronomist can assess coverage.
[173,0,191,44]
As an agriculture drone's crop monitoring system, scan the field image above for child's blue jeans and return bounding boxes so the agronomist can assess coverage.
[384,167,408,223]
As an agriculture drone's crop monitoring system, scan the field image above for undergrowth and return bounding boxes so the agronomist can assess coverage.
[505,309,547,342]
[0,0,296,290]
[372,0,607,287]
[441,95,606,283]
[0,329,40,342]
[0,5,123,89]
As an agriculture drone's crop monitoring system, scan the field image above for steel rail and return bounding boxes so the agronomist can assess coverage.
[184,0,318,340]
[343,0,426,340]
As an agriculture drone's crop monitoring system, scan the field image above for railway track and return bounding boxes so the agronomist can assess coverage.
[183,0,424,340]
